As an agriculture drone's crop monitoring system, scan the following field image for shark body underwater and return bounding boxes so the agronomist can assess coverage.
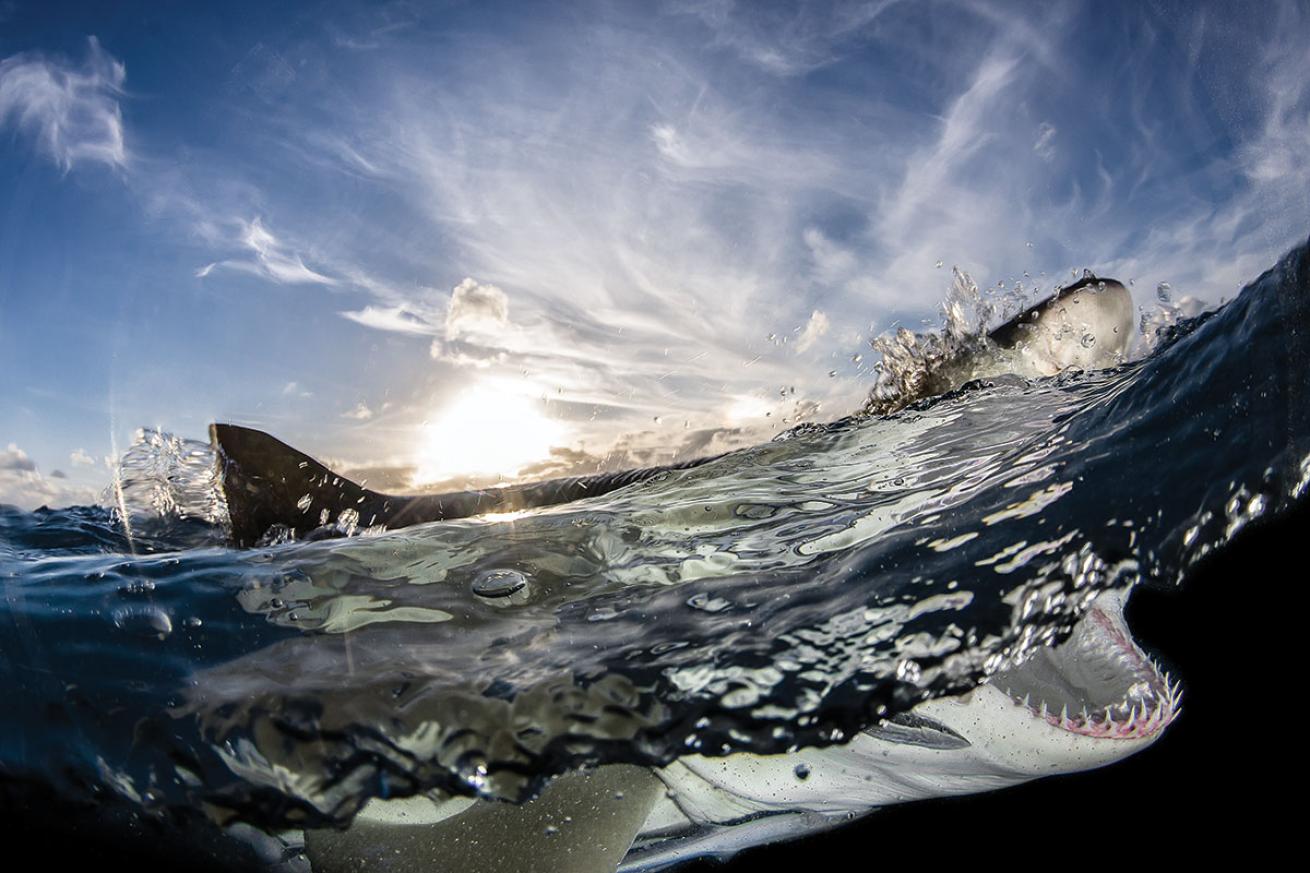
[201,276,1184,873]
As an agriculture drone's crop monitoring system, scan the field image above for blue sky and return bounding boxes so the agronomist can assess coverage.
[2,0,1308,508]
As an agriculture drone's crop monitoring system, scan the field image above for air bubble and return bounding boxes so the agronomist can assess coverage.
[472,569,528,598]
[111,606,173,638]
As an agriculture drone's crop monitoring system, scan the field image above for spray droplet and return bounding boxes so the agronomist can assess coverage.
[794,763,812,780]
[1156,282,1172,302]
[1080,333,1096,348]
[934,260,944,269]
[828,369,837,377]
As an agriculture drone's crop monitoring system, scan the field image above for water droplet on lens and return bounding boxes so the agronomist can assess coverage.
[473,569,528,598]
[794,763,811,780]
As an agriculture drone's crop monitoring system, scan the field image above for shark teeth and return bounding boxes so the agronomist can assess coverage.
[1012,659,1181,739]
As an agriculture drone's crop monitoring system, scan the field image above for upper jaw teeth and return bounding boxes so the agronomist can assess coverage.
[999,664,1181,739]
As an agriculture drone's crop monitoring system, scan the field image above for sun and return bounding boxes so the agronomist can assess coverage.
[413,381,564,484]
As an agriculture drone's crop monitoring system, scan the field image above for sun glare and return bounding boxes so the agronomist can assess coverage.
[413,382,564,484]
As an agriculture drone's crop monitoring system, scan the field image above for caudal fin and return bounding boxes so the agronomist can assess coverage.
[210,423,389,547]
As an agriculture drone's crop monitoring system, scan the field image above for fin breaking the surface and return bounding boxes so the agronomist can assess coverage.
[210,423,716,547]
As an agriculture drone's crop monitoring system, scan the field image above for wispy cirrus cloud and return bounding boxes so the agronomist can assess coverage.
[669,0,903,76]
[196,217,337,285]
[0,36,126,171]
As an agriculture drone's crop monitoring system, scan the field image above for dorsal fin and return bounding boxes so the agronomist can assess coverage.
[210,423,395,547]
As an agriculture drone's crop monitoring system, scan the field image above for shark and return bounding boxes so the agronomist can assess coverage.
[206,276,1168,872]
[293,587,1178,873]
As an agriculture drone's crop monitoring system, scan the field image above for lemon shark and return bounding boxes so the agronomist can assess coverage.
[291,587,1178,873]
[206,276,1167,872]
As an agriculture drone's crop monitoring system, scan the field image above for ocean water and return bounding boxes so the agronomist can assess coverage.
[2,237,1308,868]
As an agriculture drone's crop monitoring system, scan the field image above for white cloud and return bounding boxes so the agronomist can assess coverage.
[803,228,859,286]
[0,443,37,473]
[670,0,902,76]
[69,448,95,466]
[242,218,337,284]
[795,310,830,353]
[445,278,509,340]
[194,217,337,285]
[0,36,126,171]
[343,402,374,420]
[341,303,438,335]
[1,443,98,509]
[1033,122,1057,160]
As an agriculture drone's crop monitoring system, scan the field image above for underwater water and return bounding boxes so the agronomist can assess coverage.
[1,237,1308,869]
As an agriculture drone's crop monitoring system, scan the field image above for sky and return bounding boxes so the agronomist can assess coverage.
[1,0,1308,509]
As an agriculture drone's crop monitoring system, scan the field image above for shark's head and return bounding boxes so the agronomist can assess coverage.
[988,276,1137,377]
[655,586,1179,833]
[909,586,1179,777]
[283,587,1180,873]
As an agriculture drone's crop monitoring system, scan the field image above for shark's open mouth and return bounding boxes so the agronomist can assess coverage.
[986,590,1181,739]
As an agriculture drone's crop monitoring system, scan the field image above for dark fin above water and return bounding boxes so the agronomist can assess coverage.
[210,423,394,547]
[212,423,717,547]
